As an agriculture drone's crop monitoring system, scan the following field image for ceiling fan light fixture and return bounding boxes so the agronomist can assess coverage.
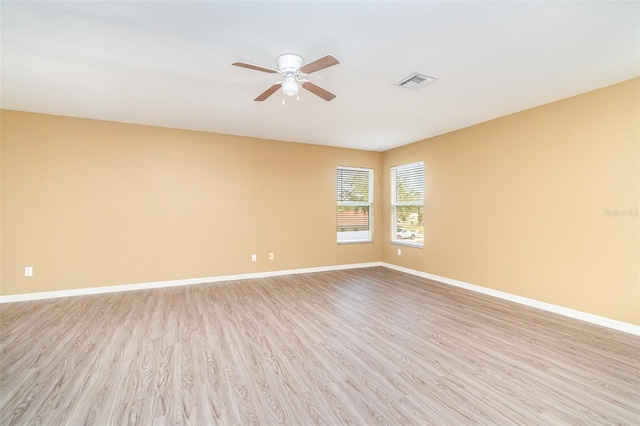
[281,74,299,96]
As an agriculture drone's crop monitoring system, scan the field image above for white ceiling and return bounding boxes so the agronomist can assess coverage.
[1,1,638,152]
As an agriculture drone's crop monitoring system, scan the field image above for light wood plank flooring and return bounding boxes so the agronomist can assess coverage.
[1,267,639,425]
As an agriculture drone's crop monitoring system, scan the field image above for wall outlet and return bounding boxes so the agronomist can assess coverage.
[251,254,257,262]
[269,252,274,260]
[25,266,33,277]
[397,248,401,256]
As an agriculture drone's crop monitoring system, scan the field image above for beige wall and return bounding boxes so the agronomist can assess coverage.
[1,111,381,294]
[2,78,638,326]
[382,78,639,325]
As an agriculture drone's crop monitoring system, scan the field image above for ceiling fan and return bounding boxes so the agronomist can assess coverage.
[232,53,339,102]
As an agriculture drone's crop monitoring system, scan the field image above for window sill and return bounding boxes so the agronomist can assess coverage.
[391,241,423,248]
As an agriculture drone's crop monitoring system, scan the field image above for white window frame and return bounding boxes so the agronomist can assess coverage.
[337,166,374,244]
[391,161,424,247]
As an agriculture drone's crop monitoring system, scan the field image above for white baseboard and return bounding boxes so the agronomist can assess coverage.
[2,261,636,336]
[0,262,383,304]
[381,263,640,336]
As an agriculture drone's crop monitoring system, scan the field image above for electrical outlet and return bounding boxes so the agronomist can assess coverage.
[269,252,274,260]
[25,266,33,277]
[251,254,257,262]
[397,248,401,256]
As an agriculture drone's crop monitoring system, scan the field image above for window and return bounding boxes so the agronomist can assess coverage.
[391,162,424,246]
[337,166,373,243]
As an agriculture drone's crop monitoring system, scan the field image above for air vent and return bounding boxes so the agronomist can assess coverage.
[397,72,437,89]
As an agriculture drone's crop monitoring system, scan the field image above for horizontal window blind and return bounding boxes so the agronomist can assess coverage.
[391,162,424,205]
[337,167,372,204]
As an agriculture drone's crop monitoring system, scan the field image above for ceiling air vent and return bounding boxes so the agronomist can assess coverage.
[397,72,437,89]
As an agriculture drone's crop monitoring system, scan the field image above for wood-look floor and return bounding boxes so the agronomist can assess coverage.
[1,267,638,425]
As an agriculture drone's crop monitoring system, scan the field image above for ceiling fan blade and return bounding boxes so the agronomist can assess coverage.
[255,83,282,101]
[232,61,278,74]
[301,81,336,101]
[299,54,339,74]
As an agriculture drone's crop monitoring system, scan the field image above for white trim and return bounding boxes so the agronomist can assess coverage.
[381,263,640,336]
[0,262,383,304]
[2,261,637,336]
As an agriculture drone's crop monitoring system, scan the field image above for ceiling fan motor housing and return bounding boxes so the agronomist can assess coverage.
[277,54,304,75]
